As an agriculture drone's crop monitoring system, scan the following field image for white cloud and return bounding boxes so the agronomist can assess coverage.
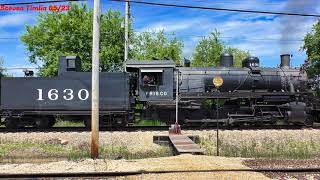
[5,63,39,77]
[134,0,320,66]
[138,18,209,33]
[0,13,34,27]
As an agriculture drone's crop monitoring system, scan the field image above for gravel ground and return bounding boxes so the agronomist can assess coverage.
[0,154,269,179]
[118,172,268,180]
[0,131,169,153]
[1,130,319,179]
[244,159,320,179]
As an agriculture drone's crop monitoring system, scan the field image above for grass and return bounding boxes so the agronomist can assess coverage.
[0,142,67,163]
[199,132,320,159]
[0,141,172,163]
[53,120,84,127]
[102,146,172,160]
[67,141,172,160]
[133,120,166,126]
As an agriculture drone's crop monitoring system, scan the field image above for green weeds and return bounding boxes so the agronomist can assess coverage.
[199,135,320,159]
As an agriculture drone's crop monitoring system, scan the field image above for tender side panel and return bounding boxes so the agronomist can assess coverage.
[1,72,130,111]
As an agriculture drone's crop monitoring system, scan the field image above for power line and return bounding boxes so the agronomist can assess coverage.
[0,32,305,42]
[177,0,285,6]
[0,0,85,6]
[111,0,320,17]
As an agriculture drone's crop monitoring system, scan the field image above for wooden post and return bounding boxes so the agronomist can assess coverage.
[91,0,100,159]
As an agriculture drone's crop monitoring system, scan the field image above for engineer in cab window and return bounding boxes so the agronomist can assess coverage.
[143,74,151,85]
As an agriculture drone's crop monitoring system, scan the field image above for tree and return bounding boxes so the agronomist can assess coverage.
[21,3,129,77]
[303,20,320,78]
[131,30,183,64]
[303,21,320,95]
[192,30,250,67]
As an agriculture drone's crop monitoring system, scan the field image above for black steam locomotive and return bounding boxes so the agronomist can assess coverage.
[1,54,319,129]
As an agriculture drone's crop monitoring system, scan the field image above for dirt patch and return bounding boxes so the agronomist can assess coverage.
[243,158,320,179]
[0,154,269,179]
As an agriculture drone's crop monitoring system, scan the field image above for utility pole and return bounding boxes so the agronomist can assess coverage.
[124,0,130,70]
[91,0,100,159]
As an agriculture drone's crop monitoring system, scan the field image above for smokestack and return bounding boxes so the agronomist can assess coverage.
[220,53,233,67]
[280,54,291,68]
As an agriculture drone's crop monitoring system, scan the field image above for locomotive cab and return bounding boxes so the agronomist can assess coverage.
[126,60,175,101]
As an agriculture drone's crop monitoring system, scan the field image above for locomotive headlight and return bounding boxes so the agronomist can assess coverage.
[23,69,34,77]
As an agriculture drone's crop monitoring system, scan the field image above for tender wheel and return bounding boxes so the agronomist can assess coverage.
[5,118,19,129]
[34,116,50,129]
[48,117,56,128]
[84,118,91,129]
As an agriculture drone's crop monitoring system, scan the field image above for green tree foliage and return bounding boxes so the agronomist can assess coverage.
[303,20,320,78]
[21,3,127,77]
[131,30,183,64]
[192,30,250,67]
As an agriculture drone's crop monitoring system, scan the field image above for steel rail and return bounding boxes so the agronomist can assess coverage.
[0,125,319,133]
[1,168,320,179]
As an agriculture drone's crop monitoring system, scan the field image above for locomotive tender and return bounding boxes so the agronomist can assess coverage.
[1,56,133,128]
[0,54,319,129]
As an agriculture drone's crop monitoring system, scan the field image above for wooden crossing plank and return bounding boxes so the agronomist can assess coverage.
[169,135,204,154]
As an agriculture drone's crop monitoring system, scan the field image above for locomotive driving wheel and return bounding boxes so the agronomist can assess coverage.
[34,116,50,129]
[304,114,314,127]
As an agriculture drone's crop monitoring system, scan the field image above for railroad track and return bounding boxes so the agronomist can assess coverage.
[1,168,319,179]
[0,125,319,133]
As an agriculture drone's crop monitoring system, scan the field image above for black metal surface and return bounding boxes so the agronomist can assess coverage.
[1,72,130,111]
[220,53,233,67]
[177,67,306,93]
[242,56,260,68]
[179,91,299,99]
[280,54,291,68]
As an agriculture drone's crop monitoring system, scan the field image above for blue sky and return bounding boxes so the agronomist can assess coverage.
[0,0,319,76]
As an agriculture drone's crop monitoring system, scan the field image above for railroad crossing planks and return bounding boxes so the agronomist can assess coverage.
[169,135,204,155]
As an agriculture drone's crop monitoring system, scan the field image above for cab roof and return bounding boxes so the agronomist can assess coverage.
[125,60,175,68]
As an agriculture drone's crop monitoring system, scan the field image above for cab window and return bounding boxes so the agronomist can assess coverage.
[141,69,163,86]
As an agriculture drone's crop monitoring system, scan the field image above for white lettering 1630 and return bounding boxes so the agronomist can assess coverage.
[37,89,89,101]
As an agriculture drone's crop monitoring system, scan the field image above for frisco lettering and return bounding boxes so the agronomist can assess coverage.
[146,91,168,96]
[0,5,70,12]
